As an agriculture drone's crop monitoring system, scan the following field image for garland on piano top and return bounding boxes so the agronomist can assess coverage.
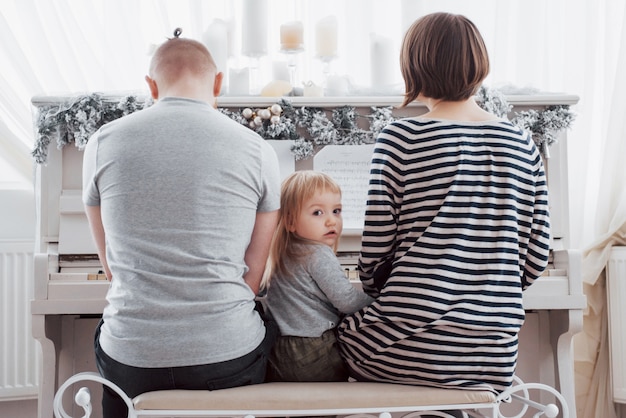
[31,86,575,164]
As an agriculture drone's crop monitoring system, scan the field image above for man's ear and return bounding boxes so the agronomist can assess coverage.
[145,76,159,100]
[213,72,224,101]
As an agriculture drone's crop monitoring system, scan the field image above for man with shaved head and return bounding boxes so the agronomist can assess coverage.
[83,30,281,418]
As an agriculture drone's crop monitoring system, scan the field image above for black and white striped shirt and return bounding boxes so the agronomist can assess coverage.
[337,117,551,393]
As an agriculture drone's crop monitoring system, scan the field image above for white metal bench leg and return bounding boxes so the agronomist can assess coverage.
[496,376,569,418]
[53,371,137,418]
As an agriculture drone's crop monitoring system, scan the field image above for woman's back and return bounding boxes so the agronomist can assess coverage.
[337,117,550,393]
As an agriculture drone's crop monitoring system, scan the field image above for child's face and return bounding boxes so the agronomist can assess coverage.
[290,190,343,248]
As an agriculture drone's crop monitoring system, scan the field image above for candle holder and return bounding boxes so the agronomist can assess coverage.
[316,54,337,82]
[280,21,304,90]
[247,55,263,95]
[315,16,338,84]
[281,48,304,90]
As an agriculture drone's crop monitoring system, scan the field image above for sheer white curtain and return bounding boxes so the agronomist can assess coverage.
[0,1,590,182]
[1,0,625,414]
[571,2,626,417]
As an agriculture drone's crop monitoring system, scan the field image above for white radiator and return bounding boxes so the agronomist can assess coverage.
[607,246,626,404]
[0,240,39,400]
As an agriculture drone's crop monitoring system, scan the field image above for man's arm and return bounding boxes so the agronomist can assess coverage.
[244,210,279,295]
[84,204,112,281]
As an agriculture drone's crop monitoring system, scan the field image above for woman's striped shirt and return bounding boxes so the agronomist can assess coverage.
[337,117,551,393]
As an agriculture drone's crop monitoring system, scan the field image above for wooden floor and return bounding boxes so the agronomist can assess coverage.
[0,398,37,418]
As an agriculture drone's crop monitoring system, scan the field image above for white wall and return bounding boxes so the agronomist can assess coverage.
[0,189,35,240]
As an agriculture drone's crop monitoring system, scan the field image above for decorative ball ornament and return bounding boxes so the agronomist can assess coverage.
[242,108,253,119]
[241,105,284,129]
[271,104,283,115]
[259,108,272,119]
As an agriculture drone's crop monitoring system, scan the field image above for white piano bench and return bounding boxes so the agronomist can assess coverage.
[52,371,570,418]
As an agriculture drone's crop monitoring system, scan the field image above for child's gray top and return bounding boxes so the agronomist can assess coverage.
[266,243,373,337]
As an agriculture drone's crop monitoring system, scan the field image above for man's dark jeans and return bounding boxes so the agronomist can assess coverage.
[94,317,278,418]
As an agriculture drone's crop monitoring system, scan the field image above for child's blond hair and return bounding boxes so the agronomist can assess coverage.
[261,171,342,290]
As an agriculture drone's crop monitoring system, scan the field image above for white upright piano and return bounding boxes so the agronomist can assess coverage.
[30,95,585,418]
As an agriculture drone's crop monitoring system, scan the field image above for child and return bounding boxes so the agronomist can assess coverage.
[263,170,373,382]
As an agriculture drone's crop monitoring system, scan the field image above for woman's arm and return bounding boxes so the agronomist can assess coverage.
[358,133,401,297]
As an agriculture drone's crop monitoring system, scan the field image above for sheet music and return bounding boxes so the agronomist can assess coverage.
[314,144,374,230]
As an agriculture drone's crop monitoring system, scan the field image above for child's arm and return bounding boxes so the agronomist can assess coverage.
[310,246,374,313]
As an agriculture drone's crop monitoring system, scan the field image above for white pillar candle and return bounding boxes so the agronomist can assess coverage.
[228,67,250,96]
[315,16,338,58]
[242,0,268,57]
[370,33,395,88]
[280,21,304,51]
[202,19,229,74]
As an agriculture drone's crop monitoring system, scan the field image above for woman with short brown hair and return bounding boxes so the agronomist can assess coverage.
[400,12,490,104]
[338,12,551,396]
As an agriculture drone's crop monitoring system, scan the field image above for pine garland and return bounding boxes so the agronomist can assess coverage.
[31,87,575,164]
[512,105,577,150]
[33,93,151,164]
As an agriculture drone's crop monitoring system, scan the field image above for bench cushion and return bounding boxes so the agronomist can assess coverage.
[133,382,497,411]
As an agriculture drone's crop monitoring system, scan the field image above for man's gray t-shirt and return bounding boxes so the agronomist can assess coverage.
[83,97,281,368]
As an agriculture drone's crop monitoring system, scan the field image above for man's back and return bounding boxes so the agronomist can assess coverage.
[83,96,281,368]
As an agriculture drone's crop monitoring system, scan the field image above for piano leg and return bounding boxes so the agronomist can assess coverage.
[32,314,61,418]
[551,308,584,418]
